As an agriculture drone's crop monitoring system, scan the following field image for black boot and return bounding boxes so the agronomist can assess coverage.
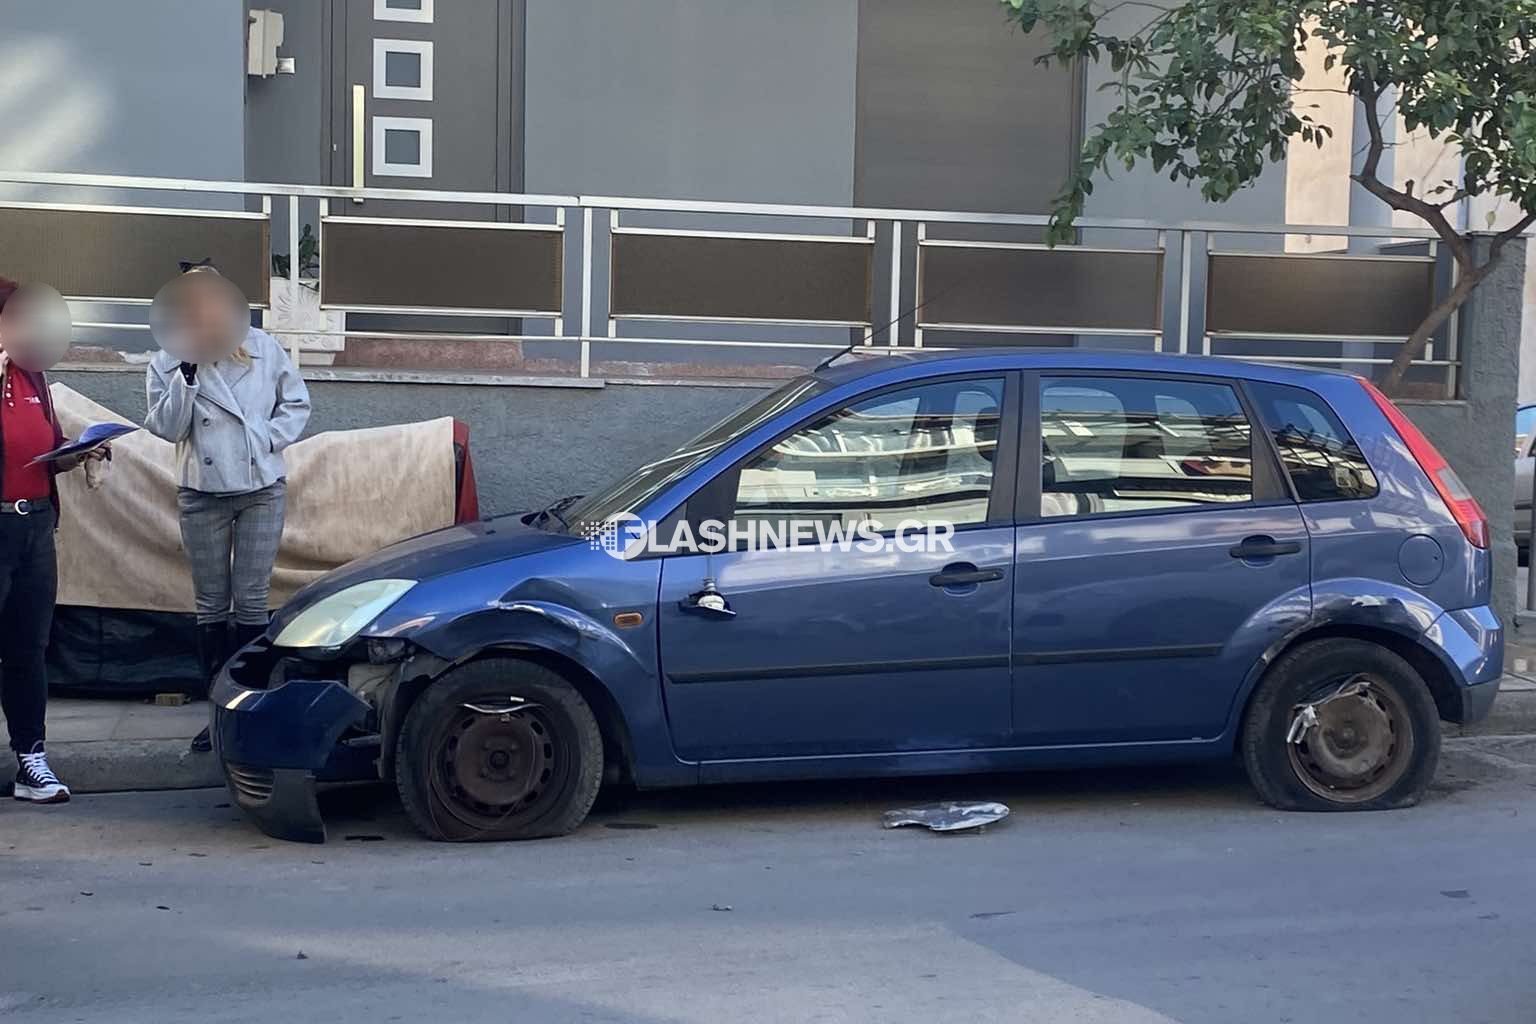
[188,621,230,754]
[233,621,266,653]
[193,621,231,698]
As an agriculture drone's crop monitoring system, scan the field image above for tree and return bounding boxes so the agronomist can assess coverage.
[1000,0,1536,392]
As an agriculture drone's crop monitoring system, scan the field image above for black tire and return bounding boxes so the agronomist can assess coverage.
[1241,638,1440,812]
[395,658,603,841]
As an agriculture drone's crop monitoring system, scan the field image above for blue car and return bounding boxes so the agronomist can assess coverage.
[211,350,1502,842]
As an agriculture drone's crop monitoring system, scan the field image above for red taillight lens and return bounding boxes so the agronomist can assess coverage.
[1361,379,1488,548]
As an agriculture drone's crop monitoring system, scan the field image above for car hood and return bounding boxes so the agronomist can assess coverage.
[276,515,583,622]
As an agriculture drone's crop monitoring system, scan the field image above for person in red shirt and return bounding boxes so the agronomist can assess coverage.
[0,275,104,803]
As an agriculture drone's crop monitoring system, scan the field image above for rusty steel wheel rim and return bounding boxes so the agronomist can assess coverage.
[428,702,566,832]
[1286,674,1415,805]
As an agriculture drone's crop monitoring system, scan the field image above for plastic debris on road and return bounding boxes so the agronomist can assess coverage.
[881,801,1010,832]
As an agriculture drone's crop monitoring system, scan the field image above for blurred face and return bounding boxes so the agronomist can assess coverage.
[150,272,248,364]
[0,283,73,372]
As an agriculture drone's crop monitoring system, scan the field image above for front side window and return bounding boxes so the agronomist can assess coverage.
[1041,376,1252,518]
[567,375,827,533]
[733,377,1005,535]
[1247,381,1378,502]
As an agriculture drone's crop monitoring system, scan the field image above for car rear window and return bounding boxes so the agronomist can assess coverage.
[1247,381,1379,502]
[1040,376,1253,517]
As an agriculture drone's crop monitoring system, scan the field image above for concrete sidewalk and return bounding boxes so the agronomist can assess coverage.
[2,669,1534,795]
[0,698,223,794]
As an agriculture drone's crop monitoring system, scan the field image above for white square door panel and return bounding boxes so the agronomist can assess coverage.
[372,116,433,178]
[374,0,433,23]
[373,39,433,100]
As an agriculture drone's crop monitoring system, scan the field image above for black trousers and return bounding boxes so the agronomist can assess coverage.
[0,508,56,753]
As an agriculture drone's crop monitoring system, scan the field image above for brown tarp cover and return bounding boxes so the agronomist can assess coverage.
[50,383,456,613]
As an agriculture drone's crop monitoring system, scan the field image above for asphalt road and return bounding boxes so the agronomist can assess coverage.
[4,738,1536,1024]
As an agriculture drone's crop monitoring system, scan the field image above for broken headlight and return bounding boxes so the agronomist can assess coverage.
[273,579,417,650]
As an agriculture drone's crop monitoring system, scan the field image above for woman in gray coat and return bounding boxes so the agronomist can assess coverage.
[145,265,310,751]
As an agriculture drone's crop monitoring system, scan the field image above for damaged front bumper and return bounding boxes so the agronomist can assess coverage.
[210,637,379,844]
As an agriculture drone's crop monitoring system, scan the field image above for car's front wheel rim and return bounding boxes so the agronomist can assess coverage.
[428,701,569,831]
[1286,673,1415,804]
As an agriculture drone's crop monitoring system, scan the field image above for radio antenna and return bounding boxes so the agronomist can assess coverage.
[814,276,968,371]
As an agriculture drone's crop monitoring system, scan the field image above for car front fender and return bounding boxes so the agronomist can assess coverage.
[381,599,697,788]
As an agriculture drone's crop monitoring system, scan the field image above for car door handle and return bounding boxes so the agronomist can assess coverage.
[1229,536,1302,560]
[929,565,1005,587]
[679,580,736,619]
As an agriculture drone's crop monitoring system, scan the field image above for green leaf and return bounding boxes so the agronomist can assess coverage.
[997,0,1536,272]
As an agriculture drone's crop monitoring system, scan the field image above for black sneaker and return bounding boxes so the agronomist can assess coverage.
[14,742,70,804]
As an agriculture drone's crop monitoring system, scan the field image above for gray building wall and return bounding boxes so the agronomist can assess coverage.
[522,0,860,363]
[0,0,246,204]
[853,0,1077,215]
[524,0,858,204]
[0,0,249,365]
[244,0,329,188]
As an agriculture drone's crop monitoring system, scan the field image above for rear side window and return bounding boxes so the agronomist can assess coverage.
[1247,381,1379,502]
[1040,376,1252,517]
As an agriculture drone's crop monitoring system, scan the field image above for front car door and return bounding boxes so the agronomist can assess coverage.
[657,374,1018,762]
[1012,372,1312,745]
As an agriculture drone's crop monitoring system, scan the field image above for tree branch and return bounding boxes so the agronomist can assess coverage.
[1351,82,1472,267]
[1381,265,1488,392]
[1489,209,1536,259]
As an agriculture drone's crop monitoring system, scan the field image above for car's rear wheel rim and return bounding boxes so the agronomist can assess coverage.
[1286,673,1415,804]
[427,700,572,832]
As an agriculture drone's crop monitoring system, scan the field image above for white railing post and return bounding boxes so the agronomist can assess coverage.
[580,206,593,378]
[1178,229,1193,354]
[287,193,301,366]
[913,222,927,348]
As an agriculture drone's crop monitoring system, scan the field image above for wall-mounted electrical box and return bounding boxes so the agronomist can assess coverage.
[247,10,288,77]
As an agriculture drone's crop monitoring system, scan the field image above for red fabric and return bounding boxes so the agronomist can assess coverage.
[2,368,55,501]
[453,419,480,523]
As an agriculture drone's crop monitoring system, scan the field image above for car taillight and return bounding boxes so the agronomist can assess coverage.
[1361,379,1489,548]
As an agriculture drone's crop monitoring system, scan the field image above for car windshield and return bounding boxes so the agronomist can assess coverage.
[564,375,828,533]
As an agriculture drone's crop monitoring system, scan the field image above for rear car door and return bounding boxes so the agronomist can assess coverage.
[657,374,1018,761]
[1012,372,1311,744]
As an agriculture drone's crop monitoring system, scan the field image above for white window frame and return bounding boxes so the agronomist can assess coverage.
[372,116,433,178]
[373,39,433,101]
[374,0,433,23]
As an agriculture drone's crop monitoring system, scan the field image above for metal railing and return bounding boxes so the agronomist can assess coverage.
[0,169,1455,393]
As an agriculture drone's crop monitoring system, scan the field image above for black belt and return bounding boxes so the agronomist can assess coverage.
[0,498,45,515]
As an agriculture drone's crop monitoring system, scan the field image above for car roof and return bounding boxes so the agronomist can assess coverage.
[812,347,1359,389]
